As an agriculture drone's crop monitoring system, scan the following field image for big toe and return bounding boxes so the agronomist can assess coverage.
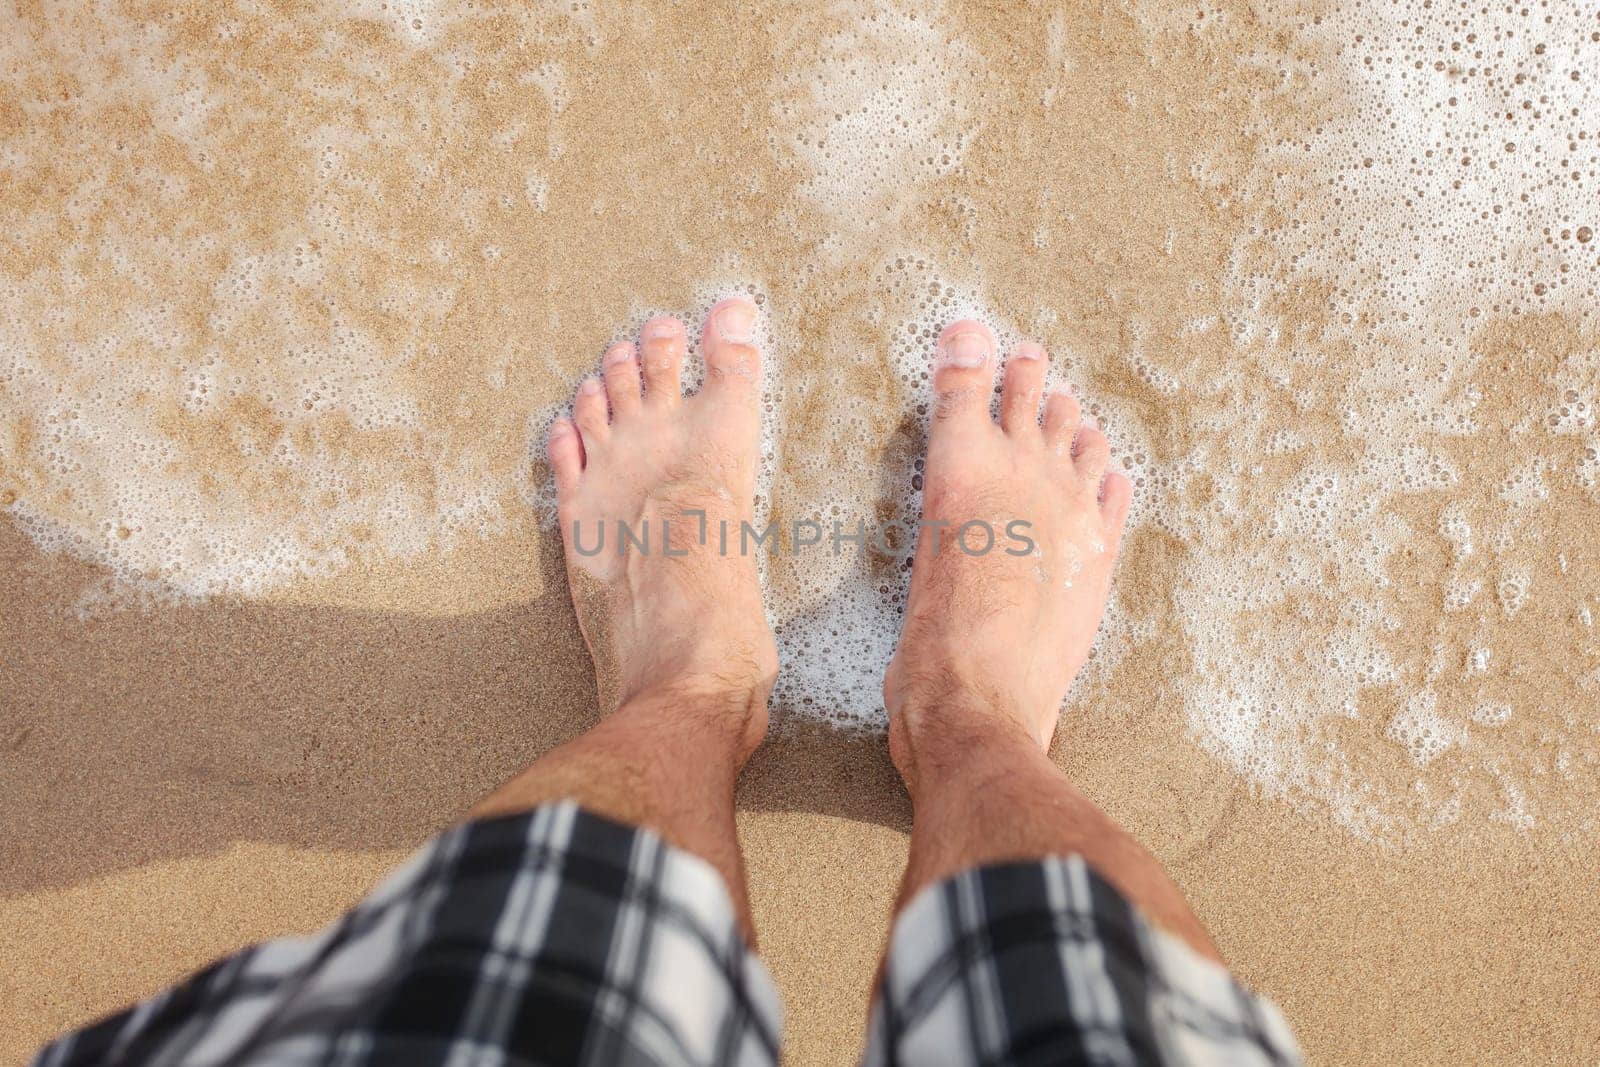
[699,296,762,397]
[930,320,997,431]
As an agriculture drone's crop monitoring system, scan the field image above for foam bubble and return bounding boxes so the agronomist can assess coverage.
[1387,691,1464,767]
[0,0,600,604]
[1216,1,1600,343]
[772,2,977,226]
[1127,0,1600,839]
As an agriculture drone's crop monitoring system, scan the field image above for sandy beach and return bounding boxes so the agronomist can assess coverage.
[4,1,1598,1062]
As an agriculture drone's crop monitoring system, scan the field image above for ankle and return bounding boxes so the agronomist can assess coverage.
[887,686,1046,797]
[614,675,772,760]
[609,625,778,718]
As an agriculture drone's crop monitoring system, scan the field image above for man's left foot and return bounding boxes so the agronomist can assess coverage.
[547,298,777,743]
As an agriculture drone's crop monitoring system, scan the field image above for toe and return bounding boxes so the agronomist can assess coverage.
[1000,342,1047,436]
[602,341,641,416]
[931,320,997,427]
[639,316,686,407]
[573,376,610,444]
[547,417,584,498]
[1073,415,1111,483]
[1100,468,1133,533]
[699,296,762,394]
[1041,388,1081,451]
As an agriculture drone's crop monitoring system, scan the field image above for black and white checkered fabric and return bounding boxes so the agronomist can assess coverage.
[32,803,781,1067]
[864,858,1302,1066]
[33,802,1300,1066]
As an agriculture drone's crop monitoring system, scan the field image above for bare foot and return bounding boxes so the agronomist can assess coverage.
[547,298,777,745]
[885,320,1133,756]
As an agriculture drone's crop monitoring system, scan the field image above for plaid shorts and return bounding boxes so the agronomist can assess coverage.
[33,802,1301,1066]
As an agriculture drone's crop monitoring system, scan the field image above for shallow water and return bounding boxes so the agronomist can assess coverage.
[2,0,1597,846]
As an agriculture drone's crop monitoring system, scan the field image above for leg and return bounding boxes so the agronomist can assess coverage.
[32,301,786,1067]
[469,682,767,938]
[884,321,1217,959]
[471,297,776,939]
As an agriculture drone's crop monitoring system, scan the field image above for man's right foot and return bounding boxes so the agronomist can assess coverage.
[884,320,1133,757]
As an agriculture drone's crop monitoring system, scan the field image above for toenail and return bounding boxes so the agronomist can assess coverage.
[548,418,574,437]
[643,319,680,341]
[1013,342,1045,361]
[1081,413,1099,430]
[604,343,634,366]
[713,300,757,344]
[580,377,603,395]
[938,330,991,369]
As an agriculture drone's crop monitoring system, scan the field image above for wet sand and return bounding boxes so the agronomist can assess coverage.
[4,0,1599,1062]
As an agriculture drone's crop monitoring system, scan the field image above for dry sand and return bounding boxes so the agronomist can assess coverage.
[3,1,1599,1063]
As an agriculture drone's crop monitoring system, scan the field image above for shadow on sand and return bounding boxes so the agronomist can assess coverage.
[0,520,910,895]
